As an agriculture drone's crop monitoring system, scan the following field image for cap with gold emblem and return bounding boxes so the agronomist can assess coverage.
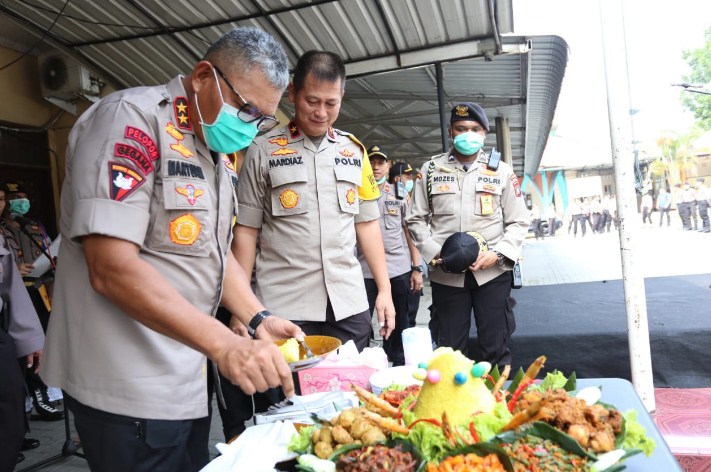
[450,102,489,131]
[367,145,388,160]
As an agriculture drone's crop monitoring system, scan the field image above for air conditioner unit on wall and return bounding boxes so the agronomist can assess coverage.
[39,54,100,101]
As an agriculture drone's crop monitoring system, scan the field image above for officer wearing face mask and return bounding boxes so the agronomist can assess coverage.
[40,27,306,471]
[0,182,65,424]
[406,103,529,367]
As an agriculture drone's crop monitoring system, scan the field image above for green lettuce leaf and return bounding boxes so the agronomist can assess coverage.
[620,410,656,457]
[288,425,316,454]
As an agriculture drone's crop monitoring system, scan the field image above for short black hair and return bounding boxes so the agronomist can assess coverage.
[293,50,346,93]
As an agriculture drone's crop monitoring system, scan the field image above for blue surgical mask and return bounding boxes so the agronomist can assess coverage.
[9,198,30,215]
[453,131,485,156]
[195,68,259,154]
[404,180,414,193]
[376,176,387,185]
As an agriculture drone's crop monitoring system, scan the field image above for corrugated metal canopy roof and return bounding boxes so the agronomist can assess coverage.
[0,0,567,176]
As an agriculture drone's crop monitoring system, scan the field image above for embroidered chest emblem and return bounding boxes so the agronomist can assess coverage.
[166,122,193,158]
[176,184,205,205]
[279,189,299,209]
[268,137,288,147]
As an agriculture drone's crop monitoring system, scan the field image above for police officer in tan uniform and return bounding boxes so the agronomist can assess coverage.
[41,27,305,471]
[0,229,45,468]
[235,51,395,352]
[406,103,529,367]
[389,162,425,328]
[357,146,422,365]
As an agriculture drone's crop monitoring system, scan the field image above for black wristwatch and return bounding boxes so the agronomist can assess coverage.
[494,251,506,268]
[247,310,272,337]
[411,264,424,273]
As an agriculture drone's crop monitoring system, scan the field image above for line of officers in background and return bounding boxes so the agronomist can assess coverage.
[671,178,711,232]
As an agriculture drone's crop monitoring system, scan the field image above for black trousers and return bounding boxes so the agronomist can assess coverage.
[431,271,516,367]
[658,207,671,226]
[65,394,209,472]
[0,330,26,472]
[697,200,709,230]
[294,299,372,352]
[365,273,411,366]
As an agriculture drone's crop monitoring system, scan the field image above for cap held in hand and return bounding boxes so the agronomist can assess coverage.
[440,231,489,273]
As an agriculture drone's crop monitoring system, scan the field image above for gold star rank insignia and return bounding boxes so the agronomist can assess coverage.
[288,120,301,139]
[173,96,192,130]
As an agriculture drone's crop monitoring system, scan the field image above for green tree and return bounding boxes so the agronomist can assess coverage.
[681,26,711,130]
[650,130,701,186]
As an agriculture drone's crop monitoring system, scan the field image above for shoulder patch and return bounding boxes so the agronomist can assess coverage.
[125,126,159,161]
[511,173,522,197]
[114,143,154,175]
[109,162,145,201]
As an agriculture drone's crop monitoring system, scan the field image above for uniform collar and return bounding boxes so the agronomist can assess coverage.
[165,75,194,135]
[286,119,337,143]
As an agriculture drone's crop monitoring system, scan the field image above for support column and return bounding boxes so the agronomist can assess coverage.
[495,116,512,165]
[435,62,449,153]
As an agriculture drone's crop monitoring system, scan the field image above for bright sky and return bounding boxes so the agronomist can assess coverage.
[513,0,711,167]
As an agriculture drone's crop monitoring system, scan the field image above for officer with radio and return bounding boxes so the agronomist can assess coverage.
[406,102,529,367]
[357,146,422,365]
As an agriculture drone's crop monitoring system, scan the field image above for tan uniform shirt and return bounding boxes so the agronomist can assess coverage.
[238,122,380,321]
[406,151,529,288]
[1,234,45,358]
[41,76,238,420]
[358,182,411,279]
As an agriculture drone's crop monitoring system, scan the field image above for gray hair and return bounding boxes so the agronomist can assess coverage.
[204,26,289,91]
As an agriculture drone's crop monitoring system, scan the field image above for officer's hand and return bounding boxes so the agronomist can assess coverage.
[25,349,43,373]
[217,337,295,398]
[229,316,250,338]
[470,250,498,271]
[255,315,306,343]
[375,292,395,340]
[429,252,443,267]
[410,270,423,292]
[18,263,34,276]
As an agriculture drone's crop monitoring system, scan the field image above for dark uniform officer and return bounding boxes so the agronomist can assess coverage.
[406,103,529,367]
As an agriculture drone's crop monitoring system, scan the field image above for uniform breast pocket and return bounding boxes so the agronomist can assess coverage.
[431,185,456,215]
[474,182,502,216]
[146,180,212,257]
[334,165,361,214]
[269,165,308,217]
[383,204,402,230]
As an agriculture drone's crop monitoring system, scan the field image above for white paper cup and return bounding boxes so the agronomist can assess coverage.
[401,327,433,366]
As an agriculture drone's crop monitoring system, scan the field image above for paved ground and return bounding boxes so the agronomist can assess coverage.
[16,219,711,471]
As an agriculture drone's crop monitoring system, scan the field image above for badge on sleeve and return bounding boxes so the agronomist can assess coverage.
[279,189,299,209]
[481,194,494,215]
[510,174,522,197]
[346,188,356,206]
[109,162,145,201]
[169,214,201,245]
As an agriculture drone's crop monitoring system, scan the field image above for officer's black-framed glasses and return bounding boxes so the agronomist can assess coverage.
[212,65,280,132]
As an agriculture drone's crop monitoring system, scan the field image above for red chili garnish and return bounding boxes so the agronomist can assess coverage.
[408,418,442,428]
[468,421,480,443]
[485,374,495,384]
[507,380,532,412]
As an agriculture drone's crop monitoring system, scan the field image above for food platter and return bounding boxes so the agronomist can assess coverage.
[276,335,341,372]
[285,349,674,472]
